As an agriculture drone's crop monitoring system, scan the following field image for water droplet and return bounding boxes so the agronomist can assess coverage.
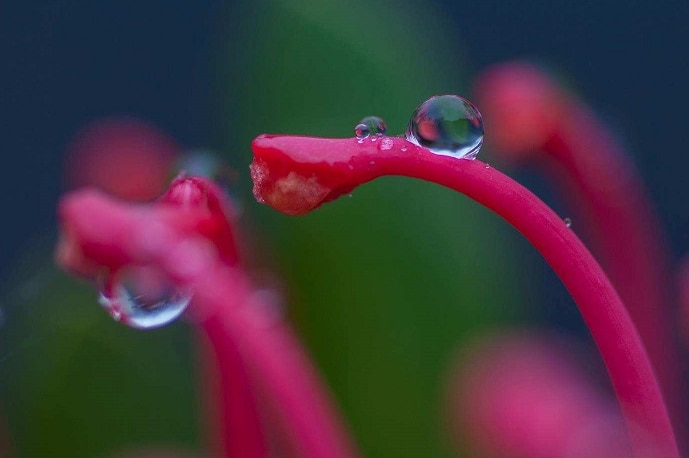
[380,137,394,150]
[359,116,387,136]
[99,270,192,329]
[564,217,572,228]
[354,123,370,140]
[484,164,491,169]
[405,94,484,159]
[174,150,237,188]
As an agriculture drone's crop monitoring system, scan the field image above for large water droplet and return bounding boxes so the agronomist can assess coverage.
[405,95,484,159]
[99,270,191,329]
[355,116,387,140]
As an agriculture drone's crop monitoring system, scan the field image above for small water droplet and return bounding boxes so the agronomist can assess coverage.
[564,217,572,228]
[99,269,191,329]
[401,147,408,152]
[405,94,483,159]
[371,137,377,142]
[358,116,387,136]
[484,164,491,169]
[354,123,370,140]
[380,137,394,150]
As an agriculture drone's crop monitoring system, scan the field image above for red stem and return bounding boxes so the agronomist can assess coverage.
[198,318,268,457]
[547,108,680,408]
[188,268,359,458]
[474,64,683,440]
[251,134,678,457]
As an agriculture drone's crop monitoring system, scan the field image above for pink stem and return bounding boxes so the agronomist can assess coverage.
[377,154,677,457]
[189,269,359,458]
[250,135,678,457]
[197,318,268,458]
[546,109,679,409]
[474,64,683,439]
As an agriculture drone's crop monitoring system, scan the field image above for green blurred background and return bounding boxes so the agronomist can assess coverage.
[3,0,689,456]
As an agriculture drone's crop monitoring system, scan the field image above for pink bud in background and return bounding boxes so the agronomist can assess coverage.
[473,63,568,161]
[65,117,180,201]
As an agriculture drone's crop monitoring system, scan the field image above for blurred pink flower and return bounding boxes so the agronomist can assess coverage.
[65,117,180,201]
[449,331,630,458]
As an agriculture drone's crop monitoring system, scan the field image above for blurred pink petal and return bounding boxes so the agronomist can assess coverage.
[65,117,180,201]
[450,331,630,458]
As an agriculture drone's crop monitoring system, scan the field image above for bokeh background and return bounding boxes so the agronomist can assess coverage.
[3,1,689,457]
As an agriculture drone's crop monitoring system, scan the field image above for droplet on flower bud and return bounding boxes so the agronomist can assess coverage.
[99,269,191,330]
[405,95,484,159]
[355,116,387,141]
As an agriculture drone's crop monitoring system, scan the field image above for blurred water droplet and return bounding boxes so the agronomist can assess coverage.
[564,217,572,227]
[405,94,484,159]
[380,137,394,150]
[99,270,191,329]
[174,150,238,189]
[484,164,491,169]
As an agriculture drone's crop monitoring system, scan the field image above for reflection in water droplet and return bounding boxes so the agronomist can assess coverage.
[405,95,484,159]
[99,272,191,329]
[564,217,572,228]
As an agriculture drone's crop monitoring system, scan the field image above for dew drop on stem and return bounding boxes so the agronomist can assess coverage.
[355,116,387,141]
[406,94,484,159]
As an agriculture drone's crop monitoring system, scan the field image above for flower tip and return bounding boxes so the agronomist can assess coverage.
[249,157,330,216]
[164,176,210,208]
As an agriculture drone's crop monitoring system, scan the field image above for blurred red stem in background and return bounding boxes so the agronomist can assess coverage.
[197,318,267,457]
[193,270,358,458]
[474,63,684,442]
[251,134,678,457]
[56,178,358,458]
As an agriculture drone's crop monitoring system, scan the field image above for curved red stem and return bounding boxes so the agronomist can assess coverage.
[474,63,684,441]
[251,134,678,457]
